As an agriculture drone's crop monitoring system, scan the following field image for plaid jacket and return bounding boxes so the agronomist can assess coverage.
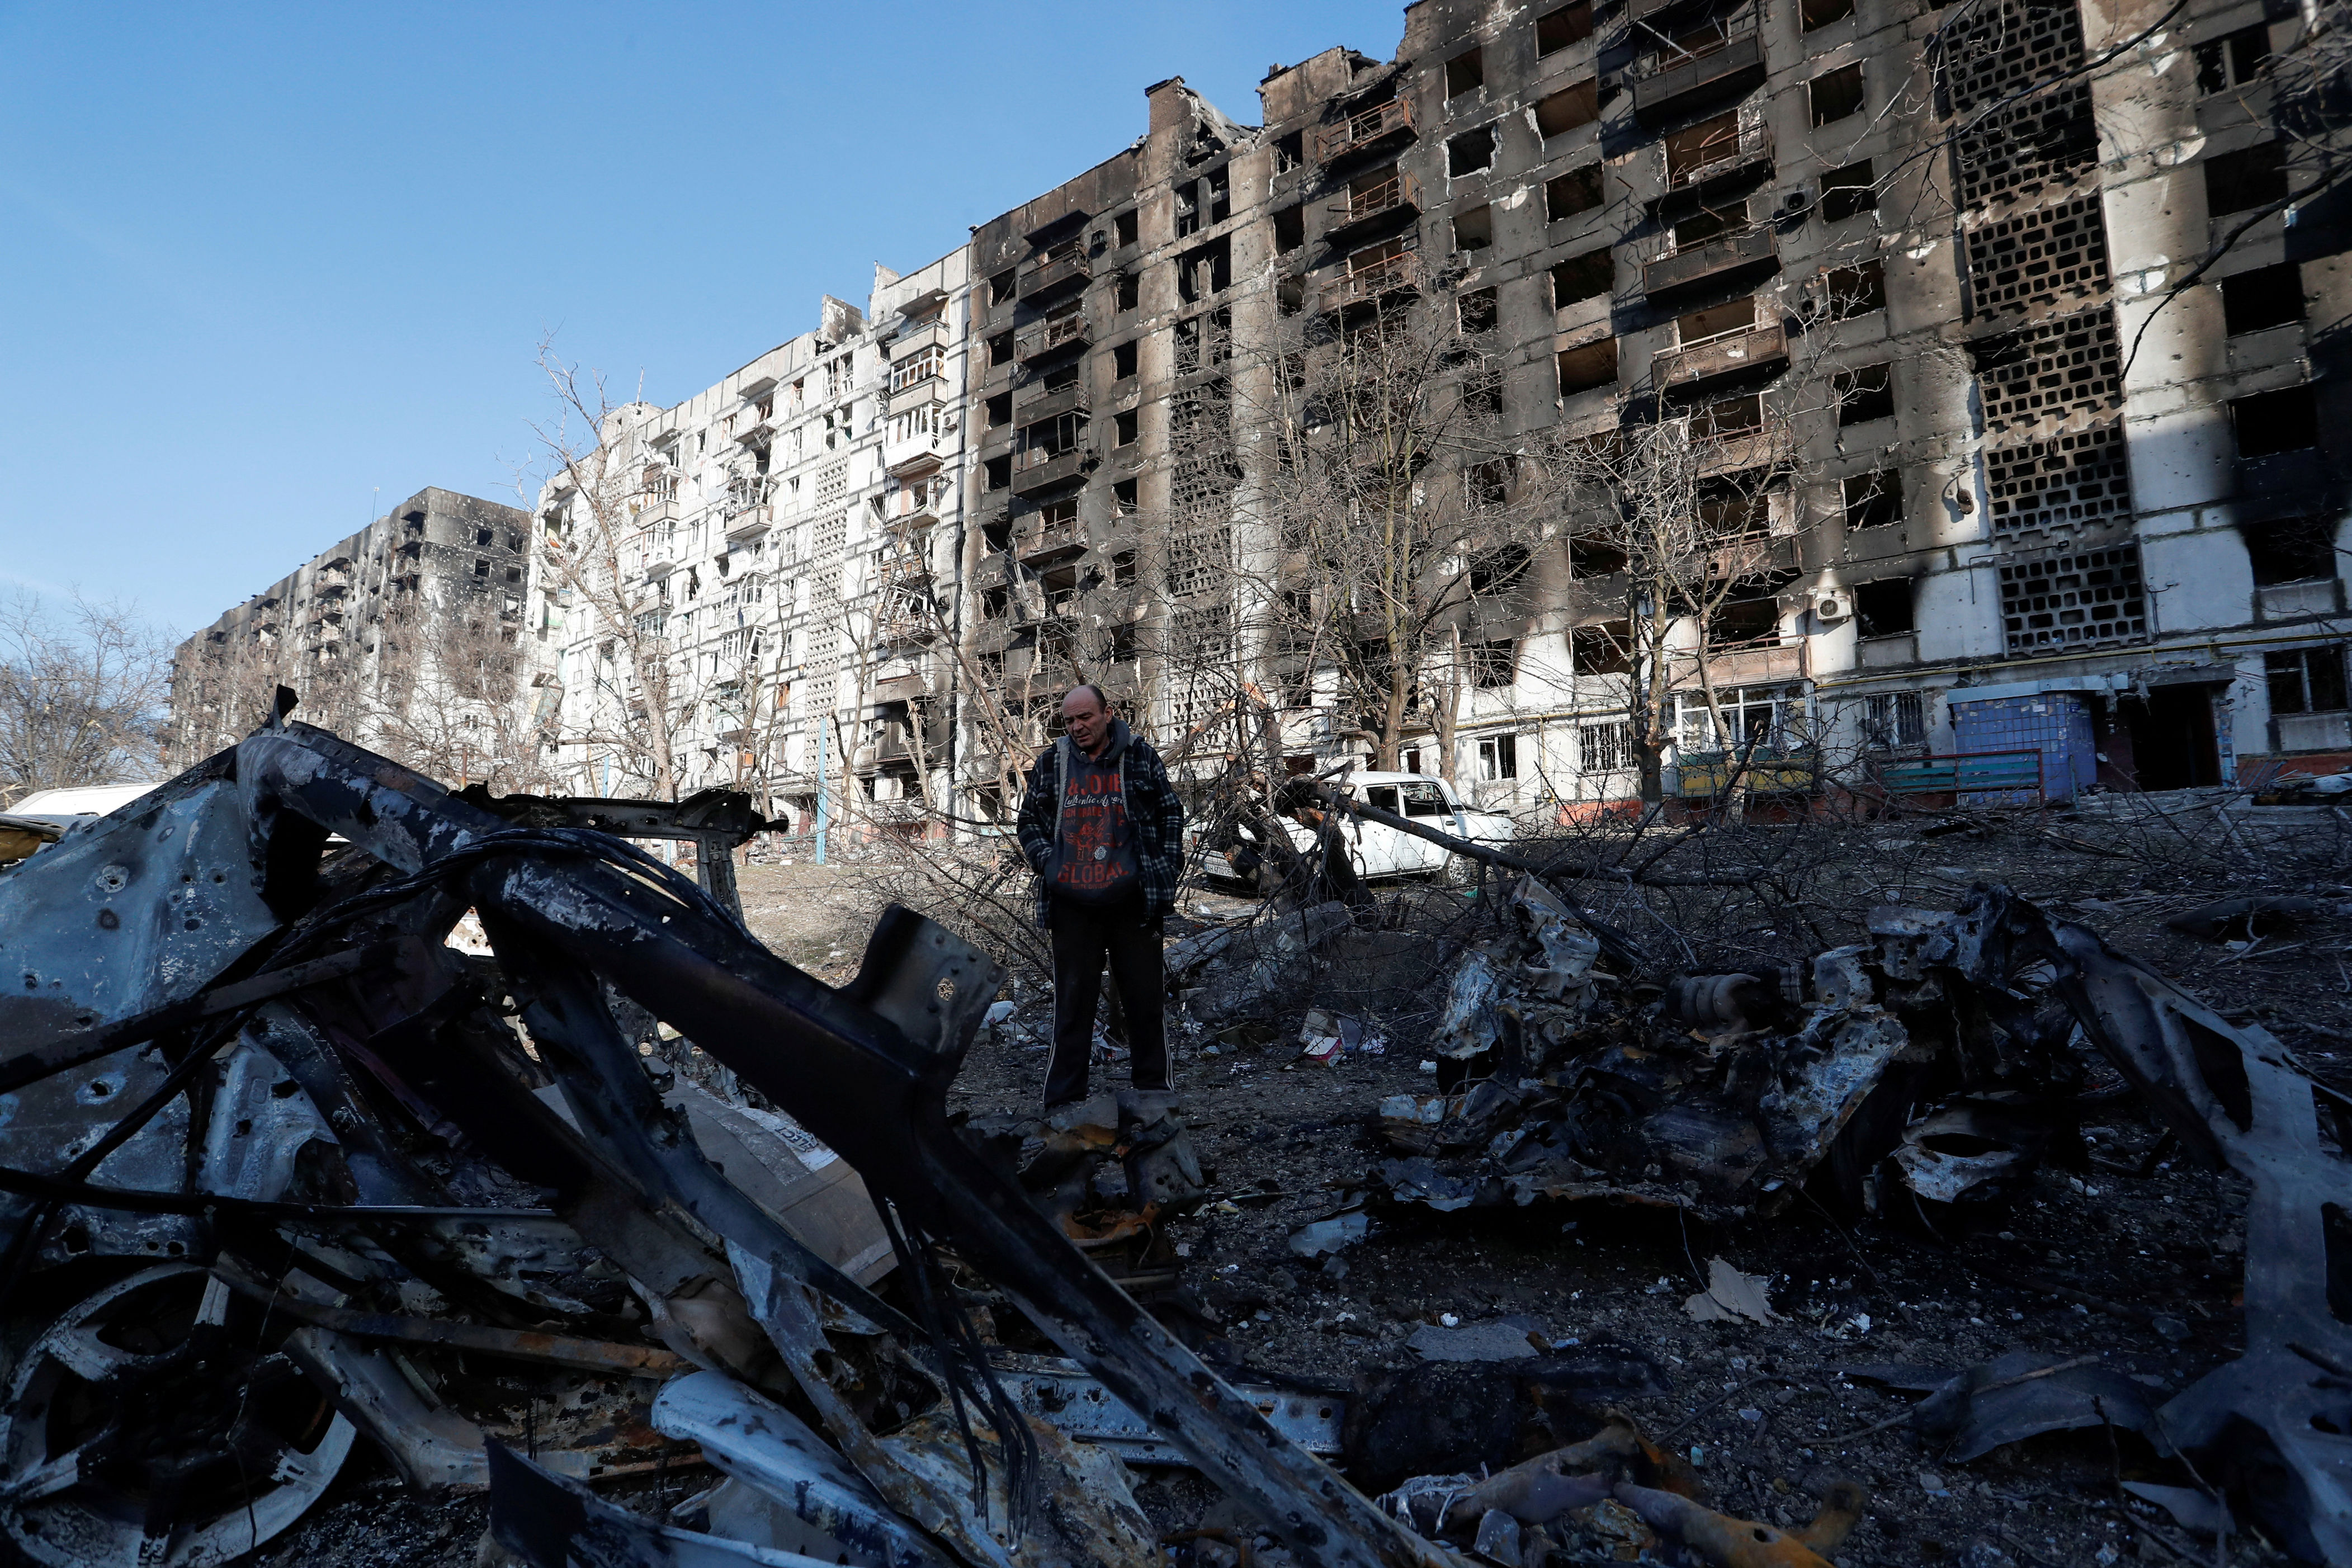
[1016,722,1186,927]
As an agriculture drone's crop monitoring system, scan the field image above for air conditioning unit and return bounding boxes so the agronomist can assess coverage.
[1814,588,1853,622]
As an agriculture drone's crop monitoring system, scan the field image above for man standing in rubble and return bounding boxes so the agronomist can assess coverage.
[1017,683,1185,1109]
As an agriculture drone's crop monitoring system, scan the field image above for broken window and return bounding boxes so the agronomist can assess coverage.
[1673,205,1739,248]
[2242,516,2337,585]
[1678,298,1753,344]
[1551,249,1612,310]
[1835,362,1895,424]
[1274,204,1305,254]
[2205,142,2288,216]
[989,269,1016,305]
[1174,180,1201,240]
[1557,338,1618,397]
[1116,209,1139,248]
[1025,410,1088,459]
[1275,131,1303,172]
[2195,23,2272,93]
[1177,237,1231,303]
[1819,260,1887,319]
[1693,393,1761,438]
[1114,409,1138,447]
[1546,163,1603,221]
[1665,112,1742,184]
[1465,462,1514,509]
[1810,63,1865,125]
[1042,360,1079,393]
[1534,80,1600,139]
[1845,470,1904,529]
[1537,2,1594,54]
[2268,646,2348,714]
[1820,160,1877,222]
[989,331,1013,367]
[1467,640,1518,688]
[1802,0,1854,30]
[1447,125,1498,177]
[985,455,1012,492]
[2222,262,2304,334]
[1854,576,1917,637]
[1860,689,1925,749]
[2233,386,2319,458]
[1445,47,1485,98]
[1477,732,1520,778]
[1207,167,1231,225]
[986,392,1013,428]
[1113,340,1139,379]
[1116,272,1139,312]
[1571,621,1631,672]
[1570,533,1628,577]
[1113,479,1137,516]
[1460,287,1499,333]
[1453,204,1493,251]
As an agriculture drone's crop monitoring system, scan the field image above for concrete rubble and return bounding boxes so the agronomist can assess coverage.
[0,717,2348,1565]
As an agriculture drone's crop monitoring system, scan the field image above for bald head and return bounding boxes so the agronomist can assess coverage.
[1061,685,1112,756]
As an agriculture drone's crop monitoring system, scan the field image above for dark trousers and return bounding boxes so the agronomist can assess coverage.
[1045,891,1170,1108]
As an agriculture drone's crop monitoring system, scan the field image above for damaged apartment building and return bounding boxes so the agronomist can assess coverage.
[535,252,972,822]
[953,0,2348,815]
[166,487,540,774]
[174,0,2346,821]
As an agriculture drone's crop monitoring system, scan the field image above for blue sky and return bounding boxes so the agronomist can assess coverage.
[0,2,1400,635]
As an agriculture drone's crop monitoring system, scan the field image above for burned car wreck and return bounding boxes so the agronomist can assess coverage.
[0,713,2345,1566]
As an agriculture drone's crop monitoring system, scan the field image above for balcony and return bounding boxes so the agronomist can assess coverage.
[1017,312,1090,364]
[1011,447,1091,495]
[1631,30,1765,121]
[1022,245,1093,301]
[636,497,682,527]
[1314,97,1415,166]
[1319,248,1426,312]
[1657,125,1774,218]
[724,506,772,542]
[1017,384,1087,426]
[1325,170,1421,244]
[1017,515,1088,565]
[886,369,943,409]
[1640,226,1778,303]
[871,670,934,705]
[1653,320,1788,395]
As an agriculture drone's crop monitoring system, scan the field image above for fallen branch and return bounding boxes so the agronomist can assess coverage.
[1298,782,1652,969]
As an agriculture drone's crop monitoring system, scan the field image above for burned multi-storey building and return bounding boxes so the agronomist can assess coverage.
[166,486,539,780]
[952,0,2345,817]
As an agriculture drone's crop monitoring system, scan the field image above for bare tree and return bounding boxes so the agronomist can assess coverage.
[530,341,685,802]
[1199,291,1561,775]
[366,592,555,794]
[0,590,173,806]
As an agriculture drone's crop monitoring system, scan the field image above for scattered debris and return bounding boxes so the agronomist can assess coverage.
[2162,894,2339,941]
[1682,1258,1781,1325]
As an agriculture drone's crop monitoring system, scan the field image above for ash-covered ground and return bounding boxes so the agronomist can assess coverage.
[264,815,2344,1566]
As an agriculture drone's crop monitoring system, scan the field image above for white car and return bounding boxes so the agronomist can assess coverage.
[1290,772,1517,881]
